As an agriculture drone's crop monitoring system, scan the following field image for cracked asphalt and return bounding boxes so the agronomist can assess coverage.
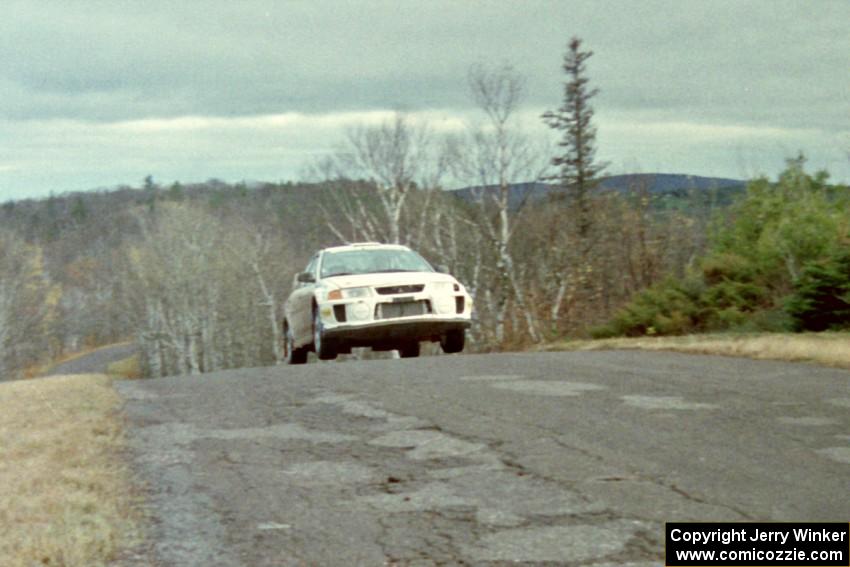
[114,350,850,566]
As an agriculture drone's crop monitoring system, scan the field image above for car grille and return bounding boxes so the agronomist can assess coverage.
[375,284,424,295]
[375,300,431,319]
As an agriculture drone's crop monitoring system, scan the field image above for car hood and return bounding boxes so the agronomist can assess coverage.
[321,271,457,289]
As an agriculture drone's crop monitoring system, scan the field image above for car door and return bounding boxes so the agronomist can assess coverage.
[287,255,318,347]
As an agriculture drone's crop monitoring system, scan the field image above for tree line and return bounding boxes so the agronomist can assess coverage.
[2,38,845,379]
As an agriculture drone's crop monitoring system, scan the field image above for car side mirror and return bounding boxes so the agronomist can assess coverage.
[436,264,450,274]
[296,272,316,283]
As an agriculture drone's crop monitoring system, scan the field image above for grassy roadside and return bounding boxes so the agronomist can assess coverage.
[543,332,850,370]
[106,354,141,380]
[0,374,139,567]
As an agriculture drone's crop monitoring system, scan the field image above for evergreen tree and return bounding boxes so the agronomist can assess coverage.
[542,37,606,238]
[785,248,850,331]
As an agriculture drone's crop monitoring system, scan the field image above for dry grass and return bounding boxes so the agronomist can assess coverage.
[0,374,139,567]
[544,332,850,370]
[106,355,141,380]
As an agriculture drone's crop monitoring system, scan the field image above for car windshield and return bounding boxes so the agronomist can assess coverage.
[321,248,434,278]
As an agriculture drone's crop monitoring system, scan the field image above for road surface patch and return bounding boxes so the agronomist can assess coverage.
[475,508,526,527]
[358,469,598,522]
[358,482,472,512]
[828,397,850,408]
[817,446,850,464]
[312,392,431,430]
[621,395,717,410]
[280,461,376,484]
[464,521,643,563]
[139,421,358,445]
[203,423,358,443]
[369,429,452,448]
[368,429,494,461]
[257,522,292,531]
[459,374,526,381]
[428,463,505,479]
[447,469,602,518]
[311,392,393,418]
[490,380,606,396]
[776,416,838,426]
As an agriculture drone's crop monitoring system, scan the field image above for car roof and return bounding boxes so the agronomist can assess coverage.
[321,242,411,254]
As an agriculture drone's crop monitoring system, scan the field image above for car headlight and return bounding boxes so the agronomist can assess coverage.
[342,286,370,298]
[327,286,371,300]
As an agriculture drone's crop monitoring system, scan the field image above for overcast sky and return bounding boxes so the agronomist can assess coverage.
[1,0,847,201]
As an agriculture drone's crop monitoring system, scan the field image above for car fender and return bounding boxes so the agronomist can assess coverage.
[286,286,316,347]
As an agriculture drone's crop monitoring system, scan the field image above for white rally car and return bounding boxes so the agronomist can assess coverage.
[283,243,472,363]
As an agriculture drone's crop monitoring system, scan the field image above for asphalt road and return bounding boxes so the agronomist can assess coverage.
[114,351,850,566]
[47,343,136,376]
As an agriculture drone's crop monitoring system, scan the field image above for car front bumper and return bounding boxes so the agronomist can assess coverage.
[316,290,472,348]
[321,316,471,347]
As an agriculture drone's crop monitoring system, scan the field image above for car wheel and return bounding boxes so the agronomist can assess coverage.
[284,322,307,365]
[398,342,420,358]
[440,329,465,354]
[313,309,337,361]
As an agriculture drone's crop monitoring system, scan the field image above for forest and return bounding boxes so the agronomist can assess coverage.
[4,153,845,380]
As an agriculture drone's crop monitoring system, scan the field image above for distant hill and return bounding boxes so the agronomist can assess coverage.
[449,173,746,210]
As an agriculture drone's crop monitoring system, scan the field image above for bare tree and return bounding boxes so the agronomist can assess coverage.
[0,230,52,379]
[241,227,295,364]
[448,63,548,344]
[317,112,444,246]
[125,205,243,376]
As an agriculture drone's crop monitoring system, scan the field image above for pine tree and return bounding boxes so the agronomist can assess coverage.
[542,37,606,238]
[785,248,850,331]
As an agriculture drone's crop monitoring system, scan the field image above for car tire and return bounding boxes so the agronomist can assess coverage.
[440,329,465,354]
[313,309,337,361]
[284,321,307,365]
[398,342,420,358]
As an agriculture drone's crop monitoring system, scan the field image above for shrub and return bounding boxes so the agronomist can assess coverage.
[700,252,758,285]
[592,158,849,338]
[590,275,706,337]
[702,280,765,312]
[785,248,850,331]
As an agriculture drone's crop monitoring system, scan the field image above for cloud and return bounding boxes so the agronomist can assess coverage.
[0,108,474,199]
[603,119,807,143]
[1,0,848,199]
[104,109,466,134]
[4,1,844,125]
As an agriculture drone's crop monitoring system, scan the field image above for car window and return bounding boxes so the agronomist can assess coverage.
[320,248,434,278]
[300,256,318,285]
